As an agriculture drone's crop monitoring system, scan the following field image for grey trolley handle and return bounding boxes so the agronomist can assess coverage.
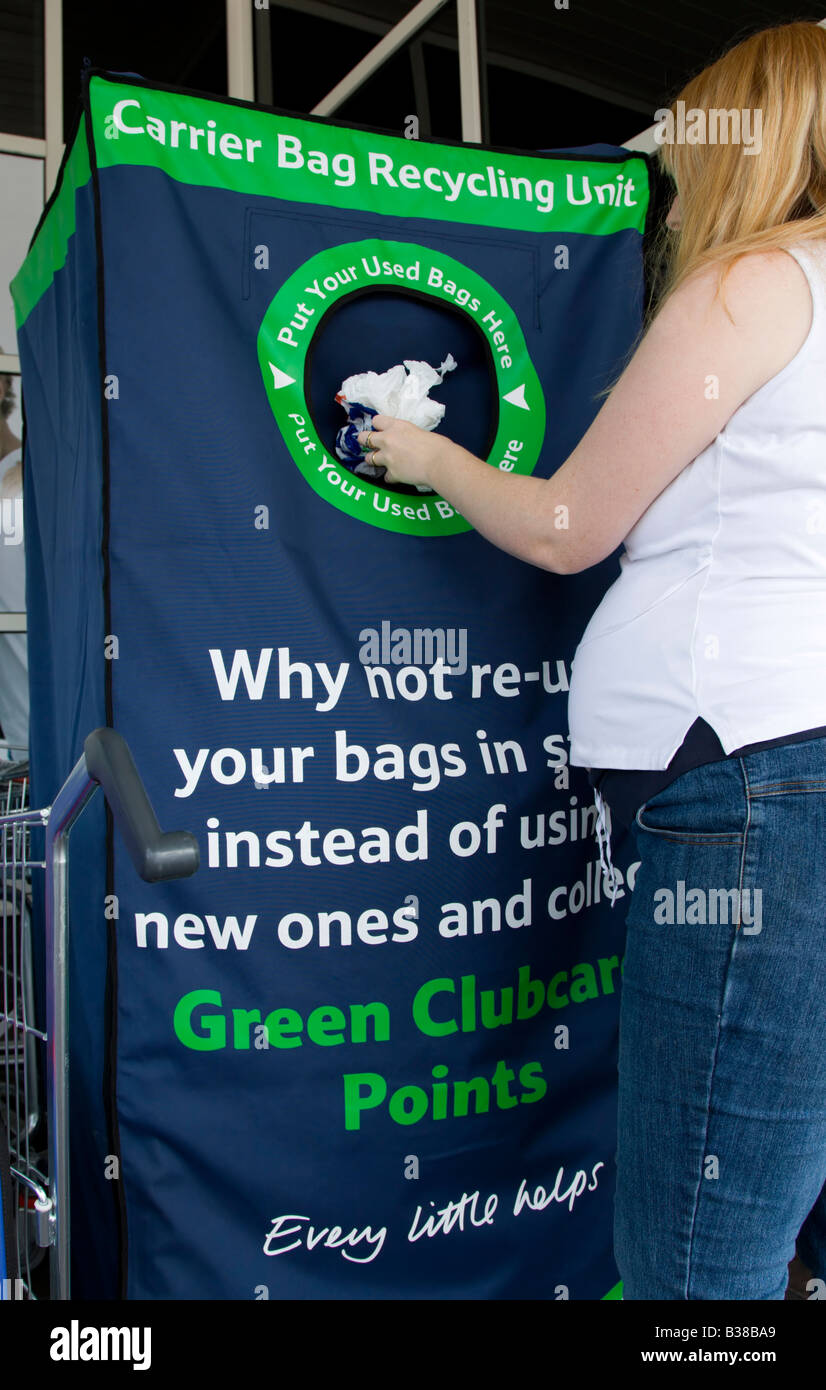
[44,727,200,1298]
[83,727,200,881]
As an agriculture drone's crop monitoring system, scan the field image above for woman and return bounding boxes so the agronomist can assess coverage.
[357,20,826,1300]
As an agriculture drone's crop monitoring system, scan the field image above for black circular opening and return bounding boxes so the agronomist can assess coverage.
[305,286,498,496]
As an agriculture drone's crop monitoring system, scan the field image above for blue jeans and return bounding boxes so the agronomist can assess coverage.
[613,735,826,1299]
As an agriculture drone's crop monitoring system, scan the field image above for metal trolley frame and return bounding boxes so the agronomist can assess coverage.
[0,727,199,1299]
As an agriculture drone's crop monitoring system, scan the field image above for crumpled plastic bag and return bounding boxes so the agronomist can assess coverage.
[334,353,457,493]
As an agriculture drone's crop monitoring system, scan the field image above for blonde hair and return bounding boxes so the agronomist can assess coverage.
[598,20,826,397]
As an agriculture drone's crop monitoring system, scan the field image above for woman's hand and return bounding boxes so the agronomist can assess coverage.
[356,415,447,489]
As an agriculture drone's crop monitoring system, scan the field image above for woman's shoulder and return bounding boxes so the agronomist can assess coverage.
[651,242,815,402]
[676,241,813,348]
[680,240,815,301]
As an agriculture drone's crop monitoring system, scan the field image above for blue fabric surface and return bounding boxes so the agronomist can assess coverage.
[16,102,650,1298]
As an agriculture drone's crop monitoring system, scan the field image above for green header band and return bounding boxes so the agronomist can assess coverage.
[11,74,648,329]
[10,121,91,329]
[89,77,648,236]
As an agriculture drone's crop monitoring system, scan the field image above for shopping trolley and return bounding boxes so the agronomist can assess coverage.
[0,727,199,1299]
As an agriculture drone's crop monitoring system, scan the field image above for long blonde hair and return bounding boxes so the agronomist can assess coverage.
[599,20,826,397]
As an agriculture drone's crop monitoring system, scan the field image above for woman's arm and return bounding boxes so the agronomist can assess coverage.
[358,247,812,573]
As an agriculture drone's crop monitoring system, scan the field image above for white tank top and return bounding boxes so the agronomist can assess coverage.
[568,235,826,771]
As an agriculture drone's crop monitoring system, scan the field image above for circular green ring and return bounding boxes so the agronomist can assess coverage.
[257,237,546,537]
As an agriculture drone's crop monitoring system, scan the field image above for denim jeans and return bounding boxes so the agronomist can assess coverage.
[613,735,826,1299]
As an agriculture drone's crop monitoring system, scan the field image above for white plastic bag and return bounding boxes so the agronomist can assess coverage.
[335,354,457,492]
